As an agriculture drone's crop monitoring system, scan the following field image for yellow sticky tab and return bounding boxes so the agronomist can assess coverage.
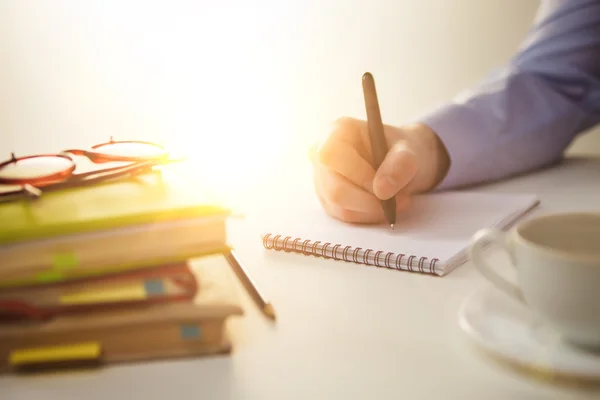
[10,342,101,366]
[59,283,147,305]
[52,252,79,269]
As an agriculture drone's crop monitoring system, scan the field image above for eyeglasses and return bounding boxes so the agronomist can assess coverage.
[0,138,179,202]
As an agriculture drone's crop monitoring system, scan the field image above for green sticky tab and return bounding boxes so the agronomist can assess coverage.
[37,270,64,283]
[52,252,79,269]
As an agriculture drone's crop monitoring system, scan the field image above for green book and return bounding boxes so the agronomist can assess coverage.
[0,170,230,245]
[0,169,232,288]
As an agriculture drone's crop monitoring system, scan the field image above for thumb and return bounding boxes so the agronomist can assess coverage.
[372,141,418,200]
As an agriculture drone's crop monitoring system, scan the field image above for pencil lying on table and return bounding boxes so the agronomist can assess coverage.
[224,249,276,321]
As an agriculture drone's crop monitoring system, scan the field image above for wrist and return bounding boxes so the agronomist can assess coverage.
[402,123,451,193]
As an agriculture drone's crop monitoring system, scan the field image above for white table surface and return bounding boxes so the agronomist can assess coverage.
[2,156,600,400]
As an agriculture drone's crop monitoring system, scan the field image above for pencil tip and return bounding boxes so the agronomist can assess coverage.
[390,224,395,230]
[263,303,276,320]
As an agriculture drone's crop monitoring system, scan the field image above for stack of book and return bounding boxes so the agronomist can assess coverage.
[0,169,243,373]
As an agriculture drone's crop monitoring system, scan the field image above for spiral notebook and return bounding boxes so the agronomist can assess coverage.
[261,191,539,276]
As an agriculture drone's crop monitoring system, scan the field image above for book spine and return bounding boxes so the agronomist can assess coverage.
[261,234,440,275]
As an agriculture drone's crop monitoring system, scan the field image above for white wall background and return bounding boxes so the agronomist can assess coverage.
[0,0,598,193]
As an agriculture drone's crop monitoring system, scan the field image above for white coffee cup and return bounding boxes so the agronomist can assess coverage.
[469,212,600,349]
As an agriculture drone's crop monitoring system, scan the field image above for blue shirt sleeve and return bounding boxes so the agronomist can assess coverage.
[419,0,600,190]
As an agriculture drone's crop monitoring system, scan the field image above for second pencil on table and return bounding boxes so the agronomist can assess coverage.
[224,249,276,321]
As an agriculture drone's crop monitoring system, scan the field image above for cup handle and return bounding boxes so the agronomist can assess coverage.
[468,228,525,304]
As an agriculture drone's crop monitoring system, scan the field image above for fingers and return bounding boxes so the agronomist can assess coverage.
[316,196,381,224]
[317,117,418,199]
[316,117,377,193]
[373,141,418,200]
[319,190,412,224]
[328,117,369,152]
[313,116,419,224]
[314,164,379,211]
[314,163,411,224]
[318,139,376,194]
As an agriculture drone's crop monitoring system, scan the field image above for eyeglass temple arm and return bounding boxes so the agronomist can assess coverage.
[60,149,87,156]
[23,184,42,197]
[71,160,158,180]
[48,161,159,191]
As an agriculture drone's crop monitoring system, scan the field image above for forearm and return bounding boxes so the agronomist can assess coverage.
[417,0,600,190]
[423,68,594,189]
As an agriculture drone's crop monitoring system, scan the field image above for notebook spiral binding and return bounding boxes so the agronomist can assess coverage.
[262,233,440,274]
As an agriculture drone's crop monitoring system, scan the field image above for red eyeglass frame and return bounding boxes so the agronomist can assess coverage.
[0,138,178,202]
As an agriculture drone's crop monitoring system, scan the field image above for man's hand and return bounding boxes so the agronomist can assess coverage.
[312,117,450,223]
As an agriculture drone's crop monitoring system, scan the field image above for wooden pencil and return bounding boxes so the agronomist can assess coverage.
[224,249,276,321]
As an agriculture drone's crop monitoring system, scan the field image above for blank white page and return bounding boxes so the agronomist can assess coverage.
[261,191,539,275]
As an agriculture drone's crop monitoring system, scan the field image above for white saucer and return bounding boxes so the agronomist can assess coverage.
[459,287,600,382]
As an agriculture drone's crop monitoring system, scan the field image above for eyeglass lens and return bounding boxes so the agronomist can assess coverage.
[0,156,73,180]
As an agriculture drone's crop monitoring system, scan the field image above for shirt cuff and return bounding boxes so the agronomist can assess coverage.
[417,101,503,191]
